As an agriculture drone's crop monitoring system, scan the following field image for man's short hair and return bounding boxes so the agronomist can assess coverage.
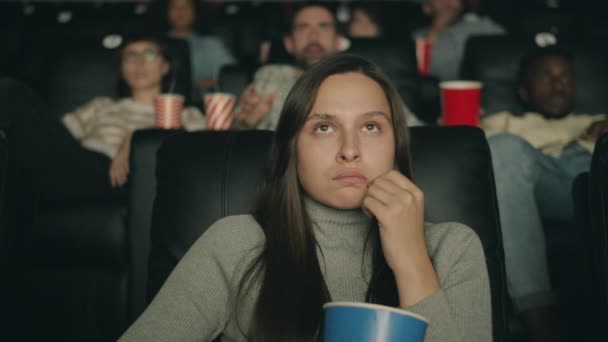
[518,46,574,85]
[284,1,339,35]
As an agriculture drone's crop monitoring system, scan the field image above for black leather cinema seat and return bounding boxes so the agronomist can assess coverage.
[126,128,183,323]
[0,129,7,341]
[25,35,193,114]
[587,133,608,328]
[346,38,421,121]
[219,38,426,122]
[462,34,606,339]
[0,129,6,224]
[2,34,193,341]
[135,128,508,341]
[461,35,608,116]
[573,133,608,333]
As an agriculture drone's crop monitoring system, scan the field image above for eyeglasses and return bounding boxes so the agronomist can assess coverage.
[123,50,161,63]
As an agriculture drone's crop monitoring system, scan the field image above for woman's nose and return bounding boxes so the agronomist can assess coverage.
[337,133,361,162]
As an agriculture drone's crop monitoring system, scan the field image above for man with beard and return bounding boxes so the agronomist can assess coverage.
[412,0,504,81]
[235,2,421,130]
[234,3,342,130]
[482,47,608,342]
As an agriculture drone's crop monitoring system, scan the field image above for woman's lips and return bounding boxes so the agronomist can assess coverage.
[333,170,368,184]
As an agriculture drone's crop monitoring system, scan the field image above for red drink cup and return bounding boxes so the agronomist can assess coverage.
[155,94,184,129]
[415,38,432,77]
[440,81,483,126]
[204,93,235,130]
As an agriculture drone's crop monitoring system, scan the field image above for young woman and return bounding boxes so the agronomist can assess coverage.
[7,34,205,201]
[120,54,491,341]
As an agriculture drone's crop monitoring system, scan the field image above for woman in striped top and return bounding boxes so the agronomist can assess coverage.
[62,34,206,189]
[5,34,206,202]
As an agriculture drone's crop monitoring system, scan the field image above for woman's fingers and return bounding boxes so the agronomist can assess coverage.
[363,171,424,227]
[118,164,128,186]
[109,160,129,188]
[109,167,118,188]
[368,171,422,203]
[362,195,384,219]
[368,177,398,194]
[384,171,423,200]
[366,184,392,206]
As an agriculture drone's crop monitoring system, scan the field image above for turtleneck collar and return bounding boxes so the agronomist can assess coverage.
[302,194,372,237]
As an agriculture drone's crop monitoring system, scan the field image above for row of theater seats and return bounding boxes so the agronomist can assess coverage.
[0,107,510,341]
[224,33,608,123]
[3,85,608,341]
[2,0,608,85]
[0,1,254,82]
[0,32,422,341]
[2,29,608,342]
[0,1,424,82]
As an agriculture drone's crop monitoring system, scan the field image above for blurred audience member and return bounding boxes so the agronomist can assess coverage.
[234,3,340,130]
[412,0,504,81]
[347,3,383,38]
[6,35,205,199]
[236,2,421,130]
[166,0,236,91]
[482,47,607,342]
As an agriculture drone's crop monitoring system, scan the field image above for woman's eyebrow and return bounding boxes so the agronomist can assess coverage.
[306,111,390,122]
[362,111,390,120]
[306,113,336,121]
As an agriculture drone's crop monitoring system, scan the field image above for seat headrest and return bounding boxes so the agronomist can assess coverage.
[146,127,505,338]
[150,127,499,262]
[346,38,420,114]
[25,35,192,117]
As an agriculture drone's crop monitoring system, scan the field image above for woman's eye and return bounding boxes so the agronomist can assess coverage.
[363,123,380,132]
[314,124,333,133]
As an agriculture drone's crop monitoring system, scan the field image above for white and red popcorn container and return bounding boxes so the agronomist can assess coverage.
[204,93,235,130]
[155,94,184,129]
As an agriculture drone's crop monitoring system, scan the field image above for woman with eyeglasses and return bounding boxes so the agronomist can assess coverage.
[63,34,206,189]
[120,55,491,341]
[4,34,205,202]
[61,34,205,189]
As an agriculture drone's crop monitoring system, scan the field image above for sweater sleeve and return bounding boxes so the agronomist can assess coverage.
[480,111,510,138]
[119,216,263,342]
[61,97,114,139]
[234,65,281,130]
[406,225,492,342]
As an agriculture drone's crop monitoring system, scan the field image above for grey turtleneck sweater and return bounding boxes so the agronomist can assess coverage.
[120,197,491,341]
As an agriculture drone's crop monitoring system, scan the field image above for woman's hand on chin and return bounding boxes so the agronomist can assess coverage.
[362,170,440,307]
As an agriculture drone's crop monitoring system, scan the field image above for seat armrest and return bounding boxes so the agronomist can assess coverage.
[127,128,184,323]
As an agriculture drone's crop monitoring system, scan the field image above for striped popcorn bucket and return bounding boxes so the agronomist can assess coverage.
[204,93,235,130]
[155,94,184,129]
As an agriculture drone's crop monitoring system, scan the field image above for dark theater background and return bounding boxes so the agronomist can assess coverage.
[1,0,607,341]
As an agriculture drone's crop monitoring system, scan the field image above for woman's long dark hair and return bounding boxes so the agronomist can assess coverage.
[116,34,174,98]
[238,54,413,341]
